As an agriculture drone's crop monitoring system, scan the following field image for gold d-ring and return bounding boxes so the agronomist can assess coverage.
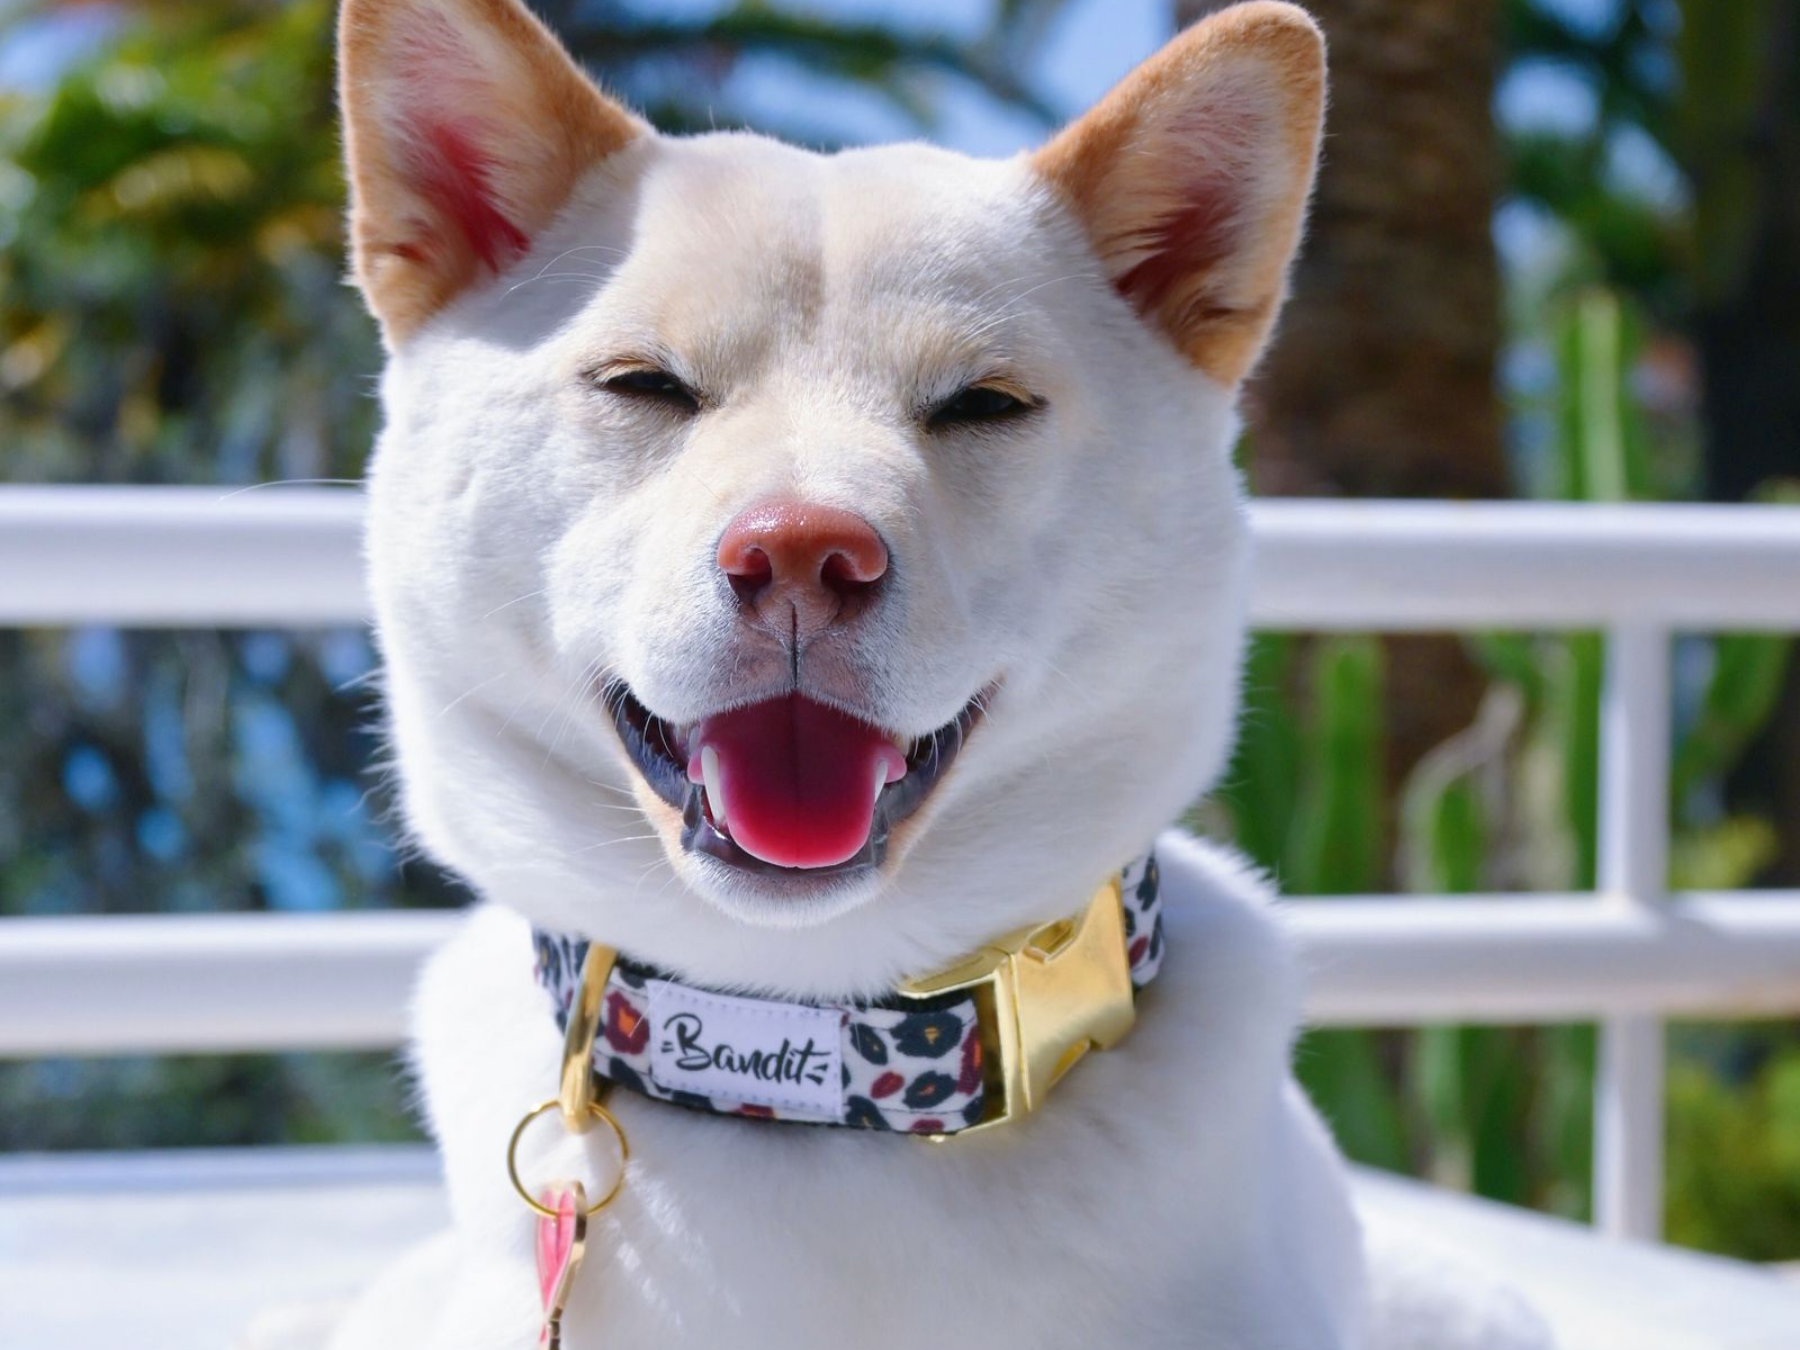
[506,1098,631,1219]
[559,942,618,1133]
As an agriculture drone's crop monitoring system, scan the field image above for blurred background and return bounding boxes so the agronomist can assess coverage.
[1,0,1797,1262]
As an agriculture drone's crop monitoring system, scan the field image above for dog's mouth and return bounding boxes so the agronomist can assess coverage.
[607,686,985,878]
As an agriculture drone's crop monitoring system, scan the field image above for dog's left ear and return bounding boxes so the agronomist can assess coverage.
[1031,1,1325,387]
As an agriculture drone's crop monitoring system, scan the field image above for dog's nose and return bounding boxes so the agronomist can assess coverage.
[718,500,888,636]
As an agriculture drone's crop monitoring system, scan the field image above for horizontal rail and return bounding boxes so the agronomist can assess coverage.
[1250,501,1800,631]
[4,896,1800,1056]
[0,911,462,1056]
[1294,893,1800,1025]
[0,487,366,628]
[3,487,1799,630]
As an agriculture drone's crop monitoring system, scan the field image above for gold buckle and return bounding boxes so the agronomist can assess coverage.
[896,876,1135,1135]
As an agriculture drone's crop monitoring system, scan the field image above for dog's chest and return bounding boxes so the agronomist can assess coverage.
[412,860,1345,1350]
[546,1108,1195,1346]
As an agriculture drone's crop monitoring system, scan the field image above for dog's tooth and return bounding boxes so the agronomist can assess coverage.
[872,760,887,806]
[701,745,727,829]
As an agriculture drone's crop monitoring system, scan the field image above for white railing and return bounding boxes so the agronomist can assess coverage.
[3,487,1800,1245]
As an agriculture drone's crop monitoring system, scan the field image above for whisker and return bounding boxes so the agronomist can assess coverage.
[502,269,616,298]
[566,833,662,857]
[439,672,507,718]
[549,658,617,759]
[586,779,641,800]
[536,653,607,754]
[216,478,364,500]
[482,588,547,621]
[334,668,384,696]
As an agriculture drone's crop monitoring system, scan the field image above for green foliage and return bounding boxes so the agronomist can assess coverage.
[1289,639,1386,897]
[1553,289,1648,502]
[1219,633,1302,876]
[0,1051,422,1150]
[1667,1028,1800,1261]
[1218,635,1385,896]
[1247,281,1797,1241]
[1,0,376,485]
[1672,0,1785,302]
[1673,634,1793,808]
[542,1,1061,139]
[1297,1030,1410,1175]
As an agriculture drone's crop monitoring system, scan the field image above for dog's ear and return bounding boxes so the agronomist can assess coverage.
[1031,1,1325,387]
[338,0,645,341]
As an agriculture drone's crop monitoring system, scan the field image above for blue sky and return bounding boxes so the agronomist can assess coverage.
[1,0,1646,157]
[0,0,1681,269]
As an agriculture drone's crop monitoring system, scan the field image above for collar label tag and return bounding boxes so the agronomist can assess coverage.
[646,981,844,1118]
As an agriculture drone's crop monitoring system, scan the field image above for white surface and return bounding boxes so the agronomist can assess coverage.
[0,1148,447,1350]
[2,1147,1797,1349]
[3,488,1799,631]
[1356,1171,1800,1350]
[8,894,1800,1057]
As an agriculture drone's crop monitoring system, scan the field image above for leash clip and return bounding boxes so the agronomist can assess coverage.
[506,941,630,1347]
[506,941,631,1218]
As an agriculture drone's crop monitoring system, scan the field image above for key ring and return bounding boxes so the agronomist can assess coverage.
[506,1097,631,1218]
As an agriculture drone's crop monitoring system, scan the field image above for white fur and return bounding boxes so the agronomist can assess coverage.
[367,132,1247,984]
[326,94,1552,1350]
[330,835,1362,1350]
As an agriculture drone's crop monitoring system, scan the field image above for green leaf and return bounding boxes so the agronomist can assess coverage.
[1214,632,1301,874]
[1673,635,1793,805]
[1288,637,1385,896]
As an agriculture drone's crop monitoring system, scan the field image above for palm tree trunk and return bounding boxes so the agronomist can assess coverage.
[1177,0,1507,855]
[1679,0,1800,883]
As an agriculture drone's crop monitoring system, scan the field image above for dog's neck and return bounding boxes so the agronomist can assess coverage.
[530,852,1164,1136]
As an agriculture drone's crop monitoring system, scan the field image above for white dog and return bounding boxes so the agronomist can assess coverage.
[306,1,1554,1346]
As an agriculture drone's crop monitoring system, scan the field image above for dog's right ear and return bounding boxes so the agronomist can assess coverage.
[337,0,646,342]
[1030,1,1325,389]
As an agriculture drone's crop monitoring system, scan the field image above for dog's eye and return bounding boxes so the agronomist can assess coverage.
[927,383,1035,430]
[596,367,701,415]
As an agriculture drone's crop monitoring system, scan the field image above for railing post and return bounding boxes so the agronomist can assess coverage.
[1594,623,1670,1241]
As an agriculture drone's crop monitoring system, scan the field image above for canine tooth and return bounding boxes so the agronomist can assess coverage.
[872,760,888,806]
[701,745,727,828]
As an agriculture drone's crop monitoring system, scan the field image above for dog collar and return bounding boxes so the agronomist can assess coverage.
[531,853,1164,1136]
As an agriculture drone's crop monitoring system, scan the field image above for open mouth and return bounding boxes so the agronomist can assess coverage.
[606,685,985,878]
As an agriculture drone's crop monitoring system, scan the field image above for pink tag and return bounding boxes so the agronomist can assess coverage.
[535,1183,587,1348]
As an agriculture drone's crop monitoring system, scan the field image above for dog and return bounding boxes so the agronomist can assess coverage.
[302,1,1556,1346]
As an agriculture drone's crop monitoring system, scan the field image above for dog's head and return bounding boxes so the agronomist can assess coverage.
[340,0,1324,995]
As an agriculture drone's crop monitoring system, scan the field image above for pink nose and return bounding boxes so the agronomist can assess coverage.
[717,500,888,636]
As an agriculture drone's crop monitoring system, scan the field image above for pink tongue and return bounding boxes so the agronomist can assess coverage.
[688,694,906,870]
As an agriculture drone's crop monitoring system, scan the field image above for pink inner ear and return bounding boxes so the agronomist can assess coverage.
[1115,188,1238,320]
[1113,99,1260,322]
[389,10,533,274]
[409,114,531,272]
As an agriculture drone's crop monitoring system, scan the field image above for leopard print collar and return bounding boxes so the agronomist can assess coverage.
[530,853,1164,1135]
